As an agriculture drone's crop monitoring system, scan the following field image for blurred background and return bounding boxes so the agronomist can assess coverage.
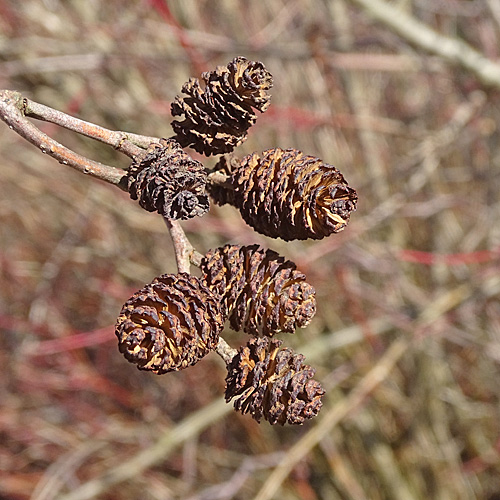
[1,1,500,499]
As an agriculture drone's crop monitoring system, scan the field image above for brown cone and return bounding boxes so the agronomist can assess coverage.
[127,138,209,220]
[171,57,273,156]
[200,244,316,337]
[225,337,325,425]
[229,148,358,240]
[115,273,224,374]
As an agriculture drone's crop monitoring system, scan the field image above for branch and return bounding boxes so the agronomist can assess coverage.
[23,97,157,157]
[207,169,230,186]
[0,90,127,188]
[162,218,236,363]
[348,0,500,89]
[216,337,238,364]
[163,218,203,274]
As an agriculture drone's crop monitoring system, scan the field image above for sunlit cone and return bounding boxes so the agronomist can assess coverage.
[200,244,316,336]
[225,337,325,425]
[171,56,273,156]
[219,147,358,240]
[127,138,209,220]
[115,273,224,374]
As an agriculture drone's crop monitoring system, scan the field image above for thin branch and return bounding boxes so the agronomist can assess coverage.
[215,337,238,365]
[163,217,205,272]
[207,170,231,187]
[23,97,157,157]
[190,248,204,268]
[348,0,500,89]
[0,90,127,188]
[163,217,194,274]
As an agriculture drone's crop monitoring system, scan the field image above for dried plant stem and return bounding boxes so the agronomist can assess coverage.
[57,399,232,500]
[0,90,127,188]
[23,97,157,157]
[216,337,238,364]
[163,218,203,273]
[208,169,231,186]
[348,0,500,88]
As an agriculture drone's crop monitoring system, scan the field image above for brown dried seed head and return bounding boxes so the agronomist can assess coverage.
[115,273,224,374]
[231,148,358,240]
[127,138,209,220]
[225,337,325,425]
[171,57,273,156]
[200,244,316,337]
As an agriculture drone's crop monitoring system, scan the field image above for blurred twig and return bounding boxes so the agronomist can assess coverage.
[486,0,500,30]
[57,399,231,500]
[348,0,500,88]
[30,442,106,500]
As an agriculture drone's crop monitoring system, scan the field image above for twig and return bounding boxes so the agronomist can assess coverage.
[185,452,286,500]
[348,0,500,89]
[163,217,205,273]
[207,170,231,187]
[57,399,232,500]
[163,218,236,363]
[215,337,238,365]
[163,218,194,274]
[0,90,127,188]
[23,96,158,156]
[486,0,500,31]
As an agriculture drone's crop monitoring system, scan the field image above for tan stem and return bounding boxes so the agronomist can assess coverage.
[24,97,157,157]
[0,90,127,188]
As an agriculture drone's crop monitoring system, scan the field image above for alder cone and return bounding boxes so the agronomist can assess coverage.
[115,273,224,374]
[200,244,316,337]
[225,337,325,425]
[127,138,209,220]
[231,148,358,240]
[171,56,273,156]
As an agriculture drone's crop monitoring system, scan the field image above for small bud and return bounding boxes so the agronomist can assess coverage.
[127,138,209,220]
[200,244,316,336]
[207,155,237,207]
[225,337,325,425]
[115,273,224,374]
[171,57,273,156]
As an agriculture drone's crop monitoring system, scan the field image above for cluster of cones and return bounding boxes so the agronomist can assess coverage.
[116,57,359,425]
